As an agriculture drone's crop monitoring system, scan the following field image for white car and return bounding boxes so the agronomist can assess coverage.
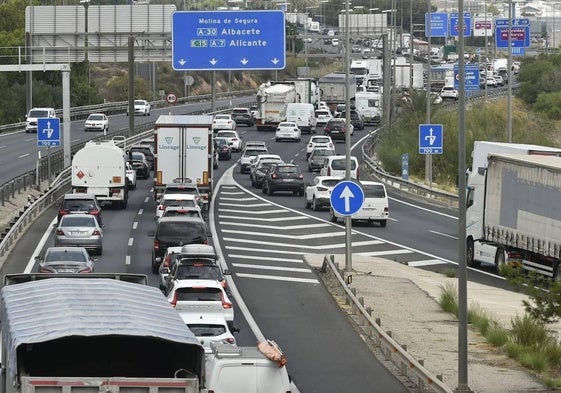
[212,114,236,132]
[239,145,268,174]
[156,193,199,219]
[215,130,243,151]
[315,109,333,127]
[306,135,334,158]
[439,86,459,100]
[304,176,341,211]
[275,121,301,142]
[330,181,389,226]
[179,313,237,354]
[317,101,329,111]
[168,279,234,329]
[84,113,108,132]
[128,99,151,116]
[125,162,137,190]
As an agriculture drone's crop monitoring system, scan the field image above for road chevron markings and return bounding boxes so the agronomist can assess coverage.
[222,237,384,249]
[221,228,347,240]
[219,221,331,230]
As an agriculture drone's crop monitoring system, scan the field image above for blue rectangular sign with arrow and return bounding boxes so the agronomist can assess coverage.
[449,12,472,37]
[172,10,286,71]
[419,124,443,154]
[495,18,530,48]
[37,118,60,147]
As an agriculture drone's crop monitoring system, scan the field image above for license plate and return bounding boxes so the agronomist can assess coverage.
[58,268,76,273]
[283,179,293,182]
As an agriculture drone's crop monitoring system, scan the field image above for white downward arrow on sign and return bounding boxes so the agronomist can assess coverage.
[340,185,355,212]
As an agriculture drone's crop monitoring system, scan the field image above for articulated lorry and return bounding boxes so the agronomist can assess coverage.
[255,82,297,131]
[153,115,214,203]
[0,274,205,393]
[318,72,357,112]
[466,141,561,279]
[271,79,319,106]
[71,140,129,208]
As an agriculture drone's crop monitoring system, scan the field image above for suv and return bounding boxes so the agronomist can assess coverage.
[262,163,305,196]
[440,86,459,100]
[231,108,254,127]
[58,193,102,225]
[323,118,354,141]
[239,146,269,174]
[25,107,56,133]
[337,110,365,130]
[128,144,154,170]
[148,216,210,273]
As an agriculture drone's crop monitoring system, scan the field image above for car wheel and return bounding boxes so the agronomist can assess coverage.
[97,246,103,255]
[298,189,304,197]
[379,220,387,227]
[312,197,319,211]
[305,197,311,209]
[262,183,267,194]
[151,259,159,274]
[308,165,313,172]
[329,209,337,223]
[251,177,256,187]
[267,185,274,195]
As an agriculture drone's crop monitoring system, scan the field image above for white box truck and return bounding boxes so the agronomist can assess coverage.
[71,140,129,208]
[466,142,561,279]
[153,115,214,204]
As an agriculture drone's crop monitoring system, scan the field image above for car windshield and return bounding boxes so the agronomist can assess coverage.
[312,137,331,144]
[215,115,230,120]
[131,152,145,160]
[187,324,227,337]
[232,109,247,114]
[62,200,95,210]
[279,122,296,127]
[331,159,356,170]
[134,100,146,105]
[45,250,88,262]
[363,183,386,198]
[313,149,335,157]
[163,209,200,218]
[61,216,96,227]
[87,115,104,121]
[29,110,50,117]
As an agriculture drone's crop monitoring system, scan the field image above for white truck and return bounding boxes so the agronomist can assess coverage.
[270,79,319,106]
[466,141,561,279]
[153,115,214,203]
[255,82,297,131]
[354,91,382,125]
[0,274,205,393]
[350,59,383,87]
[71,140,129,208]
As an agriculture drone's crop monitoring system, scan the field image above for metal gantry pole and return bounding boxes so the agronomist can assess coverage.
[344,0,352,274]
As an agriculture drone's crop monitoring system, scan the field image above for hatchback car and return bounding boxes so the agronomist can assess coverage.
[128,151,150,179]
[127,99,151,116]
[308,148,336,172]
[315,109,333,127]
[212,114,236,132]
[239,146,269,174]
[337,110,365,130]
[324,118,354,141]
[180,313,237,354]
[304,176,341,211]
[215,130,243,151]
[84,113,109,132]
[330,181,389,226]
[214,137,232,160]
[250,159,284,188]
[230,107,254,127]
[440,86,459,100]
[306,135,334,158]
[125,162,137,190]
[158,183,202,204]
[148,216,210,273]
[54,214,103,255]
[261,163,305,196]
[275,121,302,142]
[36,246,94,273]
[160,206,204,221]
[129,144,155,169]
[58,193,102,225]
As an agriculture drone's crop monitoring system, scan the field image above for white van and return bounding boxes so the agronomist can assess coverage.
[320,155,359,179]
[202,343,292,393]
[330,180,389,227]
[25,107,56,133]
[286,102,316,134]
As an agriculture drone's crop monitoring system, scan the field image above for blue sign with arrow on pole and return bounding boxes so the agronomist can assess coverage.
[37,118,60,147]
[172,10,286,71]
[330,181,365,216]
[419,124,443,154]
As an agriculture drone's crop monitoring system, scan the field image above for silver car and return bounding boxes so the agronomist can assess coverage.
[54,214,103,255]
[36,246,94,273]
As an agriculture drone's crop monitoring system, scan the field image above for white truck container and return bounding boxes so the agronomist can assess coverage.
[318,72,357,112]
[0,274,205,393]
[153,115,214,203]
[71,140,128,208]
[354,91,382,124]
[466,142,561,279]
[286,102,317,133]
[271,79,319,106]
[255,82,297,131]
[394,63,424,89]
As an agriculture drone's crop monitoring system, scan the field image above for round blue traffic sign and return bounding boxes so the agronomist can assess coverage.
[330,181,364,216]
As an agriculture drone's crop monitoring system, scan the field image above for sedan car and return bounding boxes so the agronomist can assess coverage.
[212,114,236,132]
[214,137,232,160]
[128,99,151,116]
[304,176,341,211]
[215,130,243,152]
[324,118,354,141]
[275,121,302,142]
[36,246,94,273]
[128,151,150,179]
[54,214,103,255]
[306,135,334,158]
[261,163,305,196]
[84,113,108,132]
[308,148,336,172]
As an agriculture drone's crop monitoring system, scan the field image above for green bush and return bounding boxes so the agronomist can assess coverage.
[467,302,492,335]
[486,327,509,347]
[505,342,524,359]
[510,315,554,348]
[519,351,548,372]
[438,283,458,316]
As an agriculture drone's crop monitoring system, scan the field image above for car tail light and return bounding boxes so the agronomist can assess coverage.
[170,292,177,307]
[90,209,100,217]
[59,209,70,216]
[163,255,171,268]
[154,240,160,252]
[221,294,232,309]
[298,174,303,179]
[203,239,209,245]
[79,268,92,273]
[39,267,54,273]
[158,205,165,210]
[232,138,238,141]
[92,229,101,236]
[384,207,389,213]
[356,167,360,180]
[272,173,277,179]
[308,143,313,148]
[225,337,236,344]
[318,186,328,191]
[221,280,228,289]
[56,229,64,236]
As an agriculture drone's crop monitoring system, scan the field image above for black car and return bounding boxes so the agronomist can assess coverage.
[261,163,305,196]
[58,193,102,225]
[336,110,365,130]
[129,145,155,169]
[250,159,283,188]
[128,151,150,179]
[148,216,210,273]
[323,118,353,141]
[214,137,232,160]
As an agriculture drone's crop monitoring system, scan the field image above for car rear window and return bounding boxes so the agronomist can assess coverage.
[232,109,248,114]
[244,149,266,157]
[157,222,206,239]
[331,159,357,170]
[363,184,387,198]
[174,265,222,280]
[322,179,340,187]
[61,216,96,227]
[175,287,222,301]
[313,149,335,157]
[187,323,227,337]
[61,200,95,210]
[278,166,298,173]
[163,209,200,218]
[312,137,331,144]
[46,250,87,262]
[163,199,196,208]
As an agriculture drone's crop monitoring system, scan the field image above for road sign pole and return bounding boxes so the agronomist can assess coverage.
[47,145,51,187]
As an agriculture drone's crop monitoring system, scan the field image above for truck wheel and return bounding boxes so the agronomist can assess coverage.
[494,247,507,273]
[379,220,387,227]
[466,238,480,267]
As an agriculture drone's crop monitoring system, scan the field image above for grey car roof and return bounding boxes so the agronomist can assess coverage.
[0,278,202,380]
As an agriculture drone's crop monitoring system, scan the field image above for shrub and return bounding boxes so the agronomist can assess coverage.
[438,283,458,316]
[486,327,509,347]
[510,315,554,348]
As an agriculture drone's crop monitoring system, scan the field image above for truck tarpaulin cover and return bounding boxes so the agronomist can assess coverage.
[0,278,204,381]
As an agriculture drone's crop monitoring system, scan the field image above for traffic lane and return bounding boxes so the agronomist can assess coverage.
[232,270,410,393]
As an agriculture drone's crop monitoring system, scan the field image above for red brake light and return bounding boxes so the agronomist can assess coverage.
[90,210,100,216]
[222,294,232,309]
[154,240,160,251]
[298,174,304,179]
[56,229,64,235]
[170,292,177,307]
[92,229,101,236]
[272,173,277,179]
[225,338,236,344]
[59,209,69,216]
[79,268,92,273]
[39,267,52,273]
[193,263,204,267]
[158,205,165,210]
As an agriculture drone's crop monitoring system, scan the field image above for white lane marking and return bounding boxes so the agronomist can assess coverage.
[125,255,131,265]
[144,197,150,203]
[220,221,331,230]
[218,208,286,214]
[25,217,57,273]
[138,209,143,215]
[219,214,306,222]
[0,145,6,149]
[222,237,384,249]
[133,221,138,229]
[228,254,303,263]
[220,197,258,201]
[225,246,304,255]
[236,273,319,284]
[356,249,414,256]
[128,238,134,246]
[222,228,346,240]
[220,202,271,207]
[390,197,458,220]
[407,259,448,267]
[430,230,458,240]
[232,263,312,273]
[18,153,30,158]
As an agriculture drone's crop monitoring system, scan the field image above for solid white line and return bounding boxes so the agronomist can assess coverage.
[220,202,271,207]
[430,230,458,240]
[218,214,306,222]
[407,259,448,267]
[133,222,138,229]
[228,254,303,263]
[128,238,134,246]
[218,208,287,214]
[221,229,345,240]
[356,249,414,256]
[138,209,143,215]
[125,255,131,265]
[219,221,331,230]
[222,237,384,249]
[24,216,57,273]
[220,197,257,201]
[236,273,319,284]
[232,263,312,273]
[18,153,30,158]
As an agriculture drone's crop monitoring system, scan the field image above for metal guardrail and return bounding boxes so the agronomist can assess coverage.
[321,254,454,393]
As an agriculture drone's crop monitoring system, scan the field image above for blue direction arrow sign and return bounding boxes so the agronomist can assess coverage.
[454,64,480,91]
[37,118,60,147]
[172,10,286,71]
[495,18,530,48]
[419,124,443,154]
[330,181,365,216]
[424,12,448,38]
[450,12,472,37]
